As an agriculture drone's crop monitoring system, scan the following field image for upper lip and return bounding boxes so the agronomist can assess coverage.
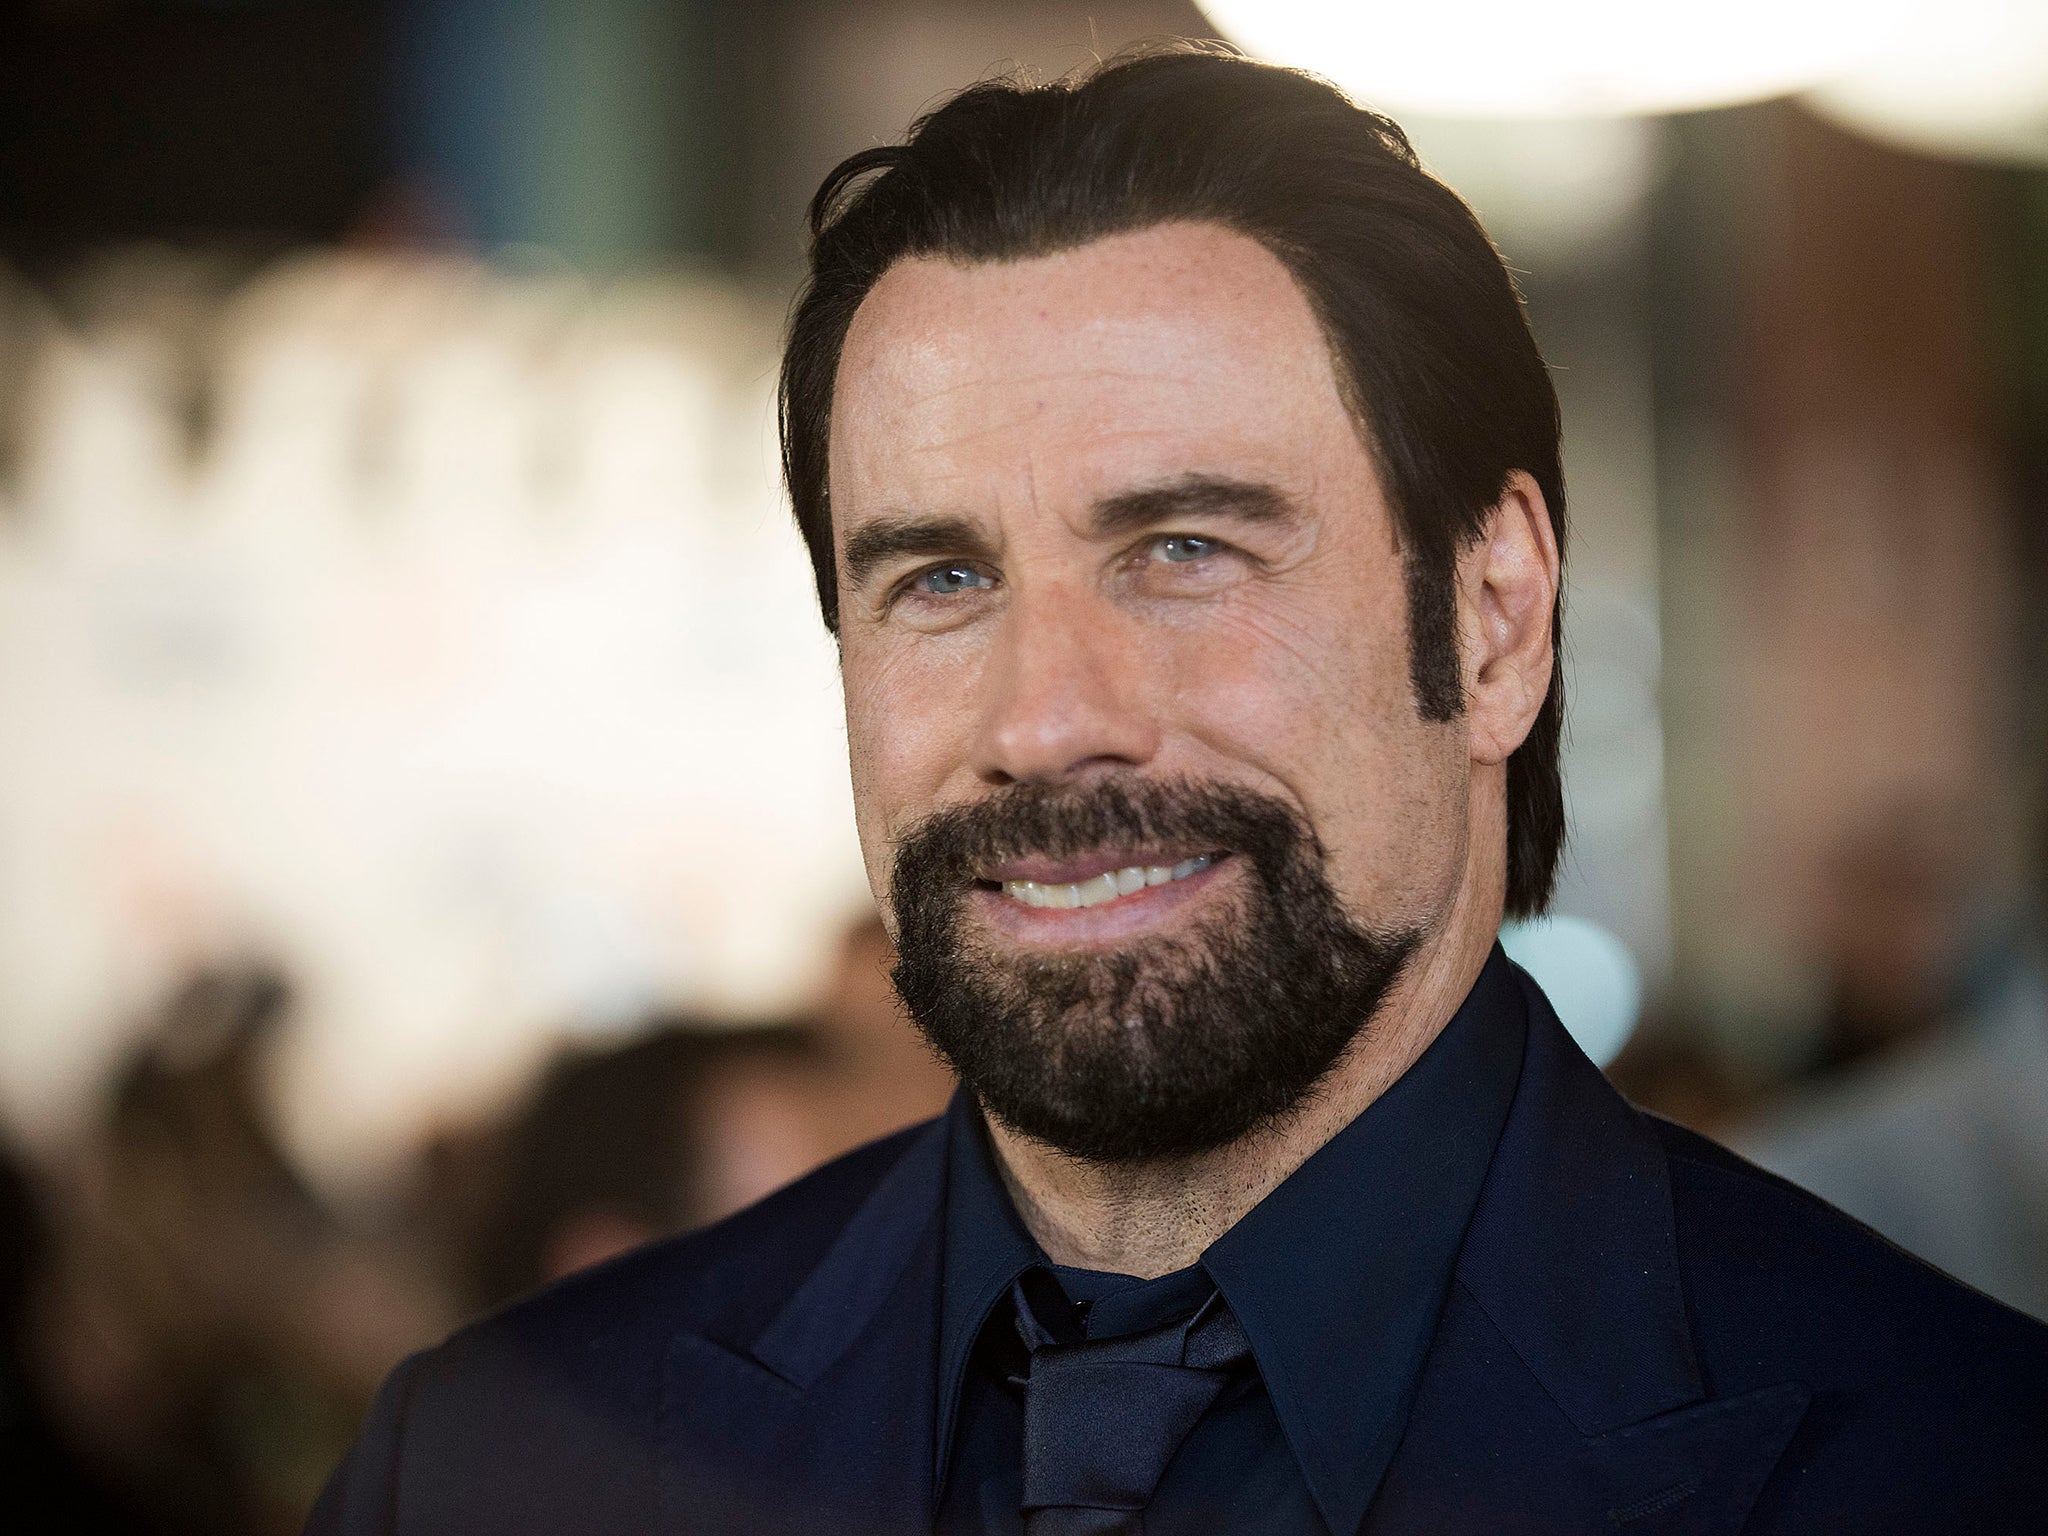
[978,848,1223,885]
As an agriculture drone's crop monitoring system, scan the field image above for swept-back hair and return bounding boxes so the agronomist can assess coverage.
[779,46,1567,917]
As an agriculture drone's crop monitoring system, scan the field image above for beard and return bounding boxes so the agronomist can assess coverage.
[888,776,1421,1164]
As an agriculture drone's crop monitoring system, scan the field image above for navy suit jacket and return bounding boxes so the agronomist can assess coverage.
[311,968,2048,1533]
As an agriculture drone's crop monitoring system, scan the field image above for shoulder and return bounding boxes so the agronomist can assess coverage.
[443,1117,936,1374]
[308,1122,938,1536]
[1648,1116,2048,1433]
[1647,1117,2048,1521]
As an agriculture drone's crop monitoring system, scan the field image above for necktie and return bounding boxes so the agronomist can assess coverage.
[1011,1271,1253,1535]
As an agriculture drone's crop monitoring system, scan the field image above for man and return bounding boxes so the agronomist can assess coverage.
[312,48,2048,1534]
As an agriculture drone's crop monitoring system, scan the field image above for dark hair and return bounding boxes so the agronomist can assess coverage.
[779,45,1566,918]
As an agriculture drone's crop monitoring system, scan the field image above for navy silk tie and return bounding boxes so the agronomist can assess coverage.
[1011,1272,1253,1535]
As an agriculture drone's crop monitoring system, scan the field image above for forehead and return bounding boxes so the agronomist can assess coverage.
[828,222,1360,522]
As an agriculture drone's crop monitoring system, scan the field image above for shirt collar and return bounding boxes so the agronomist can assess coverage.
[935,1087,1040,1480]
[1204,945,1525,1533]
[933,946,1528,1531]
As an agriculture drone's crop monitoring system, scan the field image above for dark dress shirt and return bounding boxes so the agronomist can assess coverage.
[934,947,1529,1535]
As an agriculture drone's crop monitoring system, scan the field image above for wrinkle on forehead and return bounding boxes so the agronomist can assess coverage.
[837,223,1339,403]
[829,223,1355,535]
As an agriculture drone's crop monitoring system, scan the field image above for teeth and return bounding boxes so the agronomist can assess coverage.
[1002,856,1214,909]
[1075,873,1119,907]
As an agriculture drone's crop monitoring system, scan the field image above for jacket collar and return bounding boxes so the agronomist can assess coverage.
[747,1121,950,1388]
[659,1121,950,1535]
[1454,961,1705,1434]
[1372,962,1810,1535]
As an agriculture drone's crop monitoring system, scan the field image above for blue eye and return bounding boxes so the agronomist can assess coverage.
[917,563,992,595]
[1158,535,1219,563]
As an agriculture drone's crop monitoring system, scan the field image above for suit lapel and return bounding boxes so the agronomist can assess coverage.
[1579,1382,1810,1533]
[659,1122,949,1535]
[1369,966,1809,1534]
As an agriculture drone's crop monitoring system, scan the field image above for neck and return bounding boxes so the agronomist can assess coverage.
[984,872,1501,1279]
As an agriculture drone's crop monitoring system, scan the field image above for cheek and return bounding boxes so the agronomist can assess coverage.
[1316,717,1469,924]
[841,638,979,859]
[1161,567,1412,776]
[1157,584,1466,918]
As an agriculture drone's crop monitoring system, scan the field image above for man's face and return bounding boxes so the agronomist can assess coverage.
[828,222,1472,1159]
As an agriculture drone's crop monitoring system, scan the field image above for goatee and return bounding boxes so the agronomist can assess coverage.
[888,776,1420,1163]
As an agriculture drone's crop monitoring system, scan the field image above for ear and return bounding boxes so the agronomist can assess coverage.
[1456,471,1559,768]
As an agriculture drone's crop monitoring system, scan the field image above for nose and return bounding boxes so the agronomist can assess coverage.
[967,583,1161,785]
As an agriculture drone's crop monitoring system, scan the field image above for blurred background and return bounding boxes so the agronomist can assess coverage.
[0,1,2043,1530]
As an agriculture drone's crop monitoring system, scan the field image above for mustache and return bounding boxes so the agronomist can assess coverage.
[891,775,1322,883]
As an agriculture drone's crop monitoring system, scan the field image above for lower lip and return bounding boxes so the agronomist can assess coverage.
[967,856,1234,946]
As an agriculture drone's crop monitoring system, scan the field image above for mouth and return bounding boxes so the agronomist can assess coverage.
[974,850,1227,913]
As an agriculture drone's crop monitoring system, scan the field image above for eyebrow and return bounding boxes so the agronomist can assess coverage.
[1089,473,1300,537]
[841,514,995,592]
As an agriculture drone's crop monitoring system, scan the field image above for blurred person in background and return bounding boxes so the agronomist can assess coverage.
[806,913,960,1150]
[459,1025,721,1314]
[50,968,449,1536]
[1606,801,1988,1141]
[1736,781,2048,1319]
[310,48,2048,1535]
[692,915,957,1222]
[458,1021,817,1314]
[455,921,950,1313]
[1,1134,164,1534]
[1799,805,1978,1081]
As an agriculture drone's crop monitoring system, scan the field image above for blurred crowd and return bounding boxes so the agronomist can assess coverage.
[0,913,955,1535]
